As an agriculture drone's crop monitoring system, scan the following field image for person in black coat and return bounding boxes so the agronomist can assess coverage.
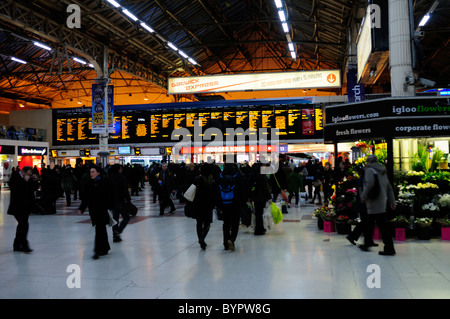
[249,163,272,236]
[78,165,112,259]
[108,164,131,243]
[193,163,220,250]
[8,166,35,253]
[218,163,244,251]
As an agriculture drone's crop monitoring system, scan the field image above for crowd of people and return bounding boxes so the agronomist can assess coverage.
[6,154,396,259]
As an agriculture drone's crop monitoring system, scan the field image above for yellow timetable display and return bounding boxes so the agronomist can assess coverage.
[52,103,321,145]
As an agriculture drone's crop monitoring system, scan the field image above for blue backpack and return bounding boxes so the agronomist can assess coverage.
[219,173,237,205]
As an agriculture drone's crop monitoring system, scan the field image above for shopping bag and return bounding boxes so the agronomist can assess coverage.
[128,202,138,216]
[263,205,275,230]
[107,210,117,227]
[270,202,283,224]
[184,201,196,218]
[183,184,197,202]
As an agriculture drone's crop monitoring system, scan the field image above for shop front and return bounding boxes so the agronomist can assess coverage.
[17,146,48,174]
[324,97,450,180]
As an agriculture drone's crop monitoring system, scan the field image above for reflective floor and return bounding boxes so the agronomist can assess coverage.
[1,185,450,299]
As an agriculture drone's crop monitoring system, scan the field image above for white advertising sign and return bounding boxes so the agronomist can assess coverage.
[168,70,341,94]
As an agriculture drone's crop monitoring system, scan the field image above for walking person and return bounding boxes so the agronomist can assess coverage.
[108,164,131,243]
[358,155,397,255]
[249,163,272,236]
[156,163,176,215]
[8,166,35,253]
[323,162,334,204]
[218,163,243,251]
[193,163,220,250]
[78,165,112,260]
[287,167,302,208]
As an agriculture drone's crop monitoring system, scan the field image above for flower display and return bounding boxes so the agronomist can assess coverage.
[438,194,450,208]
[422,203,440,212]
[414,217,433,227]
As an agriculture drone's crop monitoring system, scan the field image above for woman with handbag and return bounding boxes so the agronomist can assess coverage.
[193,163,220,250]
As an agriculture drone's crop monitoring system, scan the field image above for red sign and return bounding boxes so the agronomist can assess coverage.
[302,108,315,135]
[180,145,277,154]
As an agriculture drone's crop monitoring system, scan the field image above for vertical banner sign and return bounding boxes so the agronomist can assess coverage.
[92,84,114,134]
[347,68,366,103]
[302,108,315,135]
[107,85,114,133]
[92,83,106,134]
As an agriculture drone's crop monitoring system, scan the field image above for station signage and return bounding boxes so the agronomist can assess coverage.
[168,70,341,94]
[18,146,47,156]
[180,145,277,155]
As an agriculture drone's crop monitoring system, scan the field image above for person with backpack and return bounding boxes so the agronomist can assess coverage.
[218,163,243,251]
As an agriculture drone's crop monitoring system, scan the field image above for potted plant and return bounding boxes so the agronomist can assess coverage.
[414,217,433,240]
[390,215,411,241]
[335,215,351,234]
[436,217,450,241]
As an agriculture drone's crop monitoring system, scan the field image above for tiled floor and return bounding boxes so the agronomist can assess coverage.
[1,185,450,299]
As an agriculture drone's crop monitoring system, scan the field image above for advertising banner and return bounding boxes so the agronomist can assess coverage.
[91,84,114,134]
[168,70,341,94]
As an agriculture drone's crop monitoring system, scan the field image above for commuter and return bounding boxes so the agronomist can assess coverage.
[148,162,160,203]
[310,162,324,205]
[304,160,315,200]
[323,162,334,204]
[218,163,243,251]
[156,162,176,215]
[7,166,35,253]
[287,167,302,208]
[78,165,112,260]
[358,155,397,255]
[193,163,220,250]
[249,162,272,236]
[61,165,74,206]
[346,166,377,247]
[108,164,131,243]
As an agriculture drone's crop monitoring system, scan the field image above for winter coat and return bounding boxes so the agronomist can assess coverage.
[287,171,303,193]
[79,176,112,226]
[360,162,395,214]
[7,172,35,216]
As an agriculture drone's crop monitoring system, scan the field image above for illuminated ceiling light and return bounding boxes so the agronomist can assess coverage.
[178,50,188,58]
[144,96,149,101]
[188,58,198,65]
[140,22,154,33]
[419,14,431,27]
[290,51,296,59]
[73,57,87,64]
[288,42,294,51]
[167,42,178,51]
[11,57,27,64]
[106,0,121,8]
[19,103,25,108]
[122,9,138,21]
[33,41,52,51]
[282,22,289,33]
[278,10,286,22]
[88,63,94,68]
[274,0,283,9]
[77,100,83,105]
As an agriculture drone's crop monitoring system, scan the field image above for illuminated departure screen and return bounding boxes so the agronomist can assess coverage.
[161,112,174,141]
[248,109,260,136]
[288,106,302,139]
[150,113,161,138]
[52,103,320,146]
[274,108,287,136]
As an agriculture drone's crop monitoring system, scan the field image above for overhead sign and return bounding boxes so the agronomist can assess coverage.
[91,84,114,134]
[19,147,47,156]
[168,70,341,94]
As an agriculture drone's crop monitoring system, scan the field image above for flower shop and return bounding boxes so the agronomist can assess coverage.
[322,96,450,241]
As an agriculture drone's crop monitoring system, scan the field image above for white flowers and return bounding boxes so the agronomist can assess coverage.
[422,202,440,211]
[439,194,450,208]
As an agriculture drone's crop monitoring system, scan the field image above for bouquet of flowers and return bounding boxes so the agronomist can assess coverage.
[436,217,450,227]
[438,194,450,208]
[390,215,411,228]
[422,202,440,212]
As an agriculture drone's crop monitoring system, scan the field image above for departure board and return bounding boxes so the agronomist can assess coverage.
[52,102,320,146]
[150,113,161,138]
[274,108,287,136]
[173,112,186,130]
[288,107,302,139]
[248,109,260,136]
[56,118,67,142]
[161,112,174,141]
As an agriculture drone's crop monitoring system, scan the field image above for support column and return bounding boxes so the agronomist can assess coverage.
[389,0,415,97]
[97,47,110,168]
